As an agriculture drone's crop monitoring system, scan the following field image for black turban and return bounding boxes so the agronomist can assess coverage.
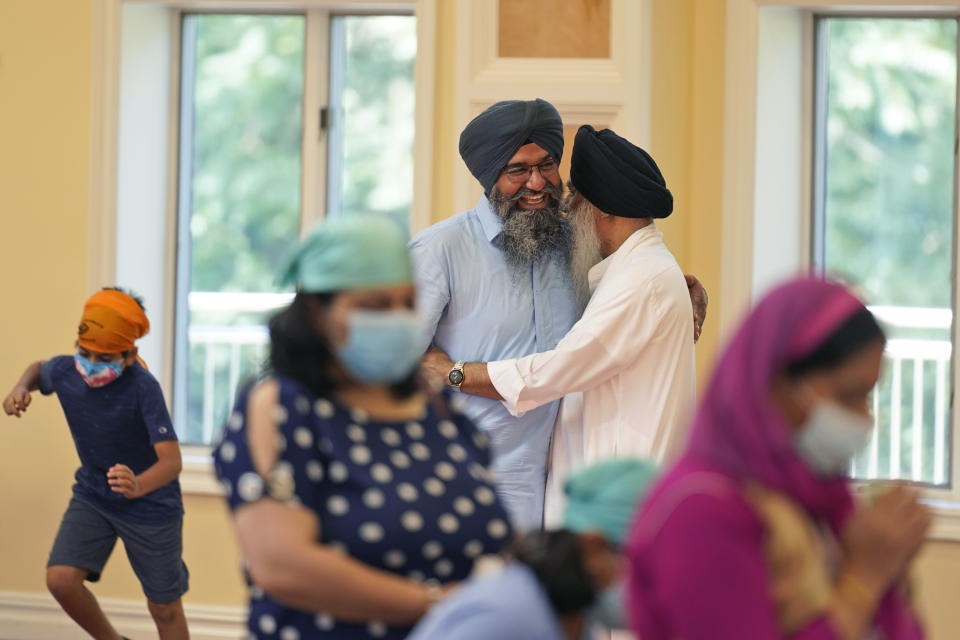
[459,99,564,194]
[569,125,673,219]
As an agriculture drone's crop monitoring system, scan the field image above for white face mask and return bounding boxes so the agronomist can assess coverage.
[794,400,874,476]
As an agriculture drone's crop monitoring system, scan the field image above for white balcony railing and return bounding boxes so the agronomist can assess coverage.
[863,306,952,485]
[186,292,293,444]
[182,295,954,484]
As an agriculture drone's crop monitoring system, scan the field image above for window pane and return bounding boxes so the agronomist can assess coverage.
[328,15,416,233]
[818,18,957,484]
[176,14,304,444]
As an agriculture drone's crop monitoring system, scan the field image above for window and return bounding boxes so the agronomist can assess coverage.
[172,11,417,445]
[813,17,958,486]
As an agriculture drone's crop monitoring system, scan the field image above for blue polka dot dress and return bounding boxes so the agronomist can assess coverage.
[214,377,513,639]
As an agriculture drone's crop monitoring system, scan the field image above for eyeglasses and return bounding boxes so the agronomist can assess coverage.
[500,158,559,184]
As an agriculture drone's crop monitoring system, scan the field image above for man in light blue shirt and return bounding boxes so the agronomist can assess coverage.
[410,99,578,531]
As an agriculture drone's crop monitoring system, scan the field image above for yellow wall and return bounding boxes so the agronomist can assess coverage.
[2,1,958,637]
[0,0,245,609]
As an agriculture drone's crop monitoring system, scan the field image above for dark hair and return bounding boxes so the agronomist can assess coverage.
[786,309,886,378]
[267,291,418,399]
[512,529,596,615]
[102,286,146,311]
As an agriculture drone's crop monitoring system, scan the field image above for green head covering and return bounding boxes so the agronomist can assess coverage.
[279,215,413,292]
[562,458,659,547]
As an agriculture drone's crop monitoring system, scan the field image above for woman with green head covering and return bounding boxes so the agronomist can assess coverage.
[408,458,658,640]
[213,215,514,640]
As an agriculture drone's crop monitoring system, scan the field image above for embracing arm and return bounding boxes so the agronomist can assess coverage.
[685,274,708,343]
[420,348,502,400]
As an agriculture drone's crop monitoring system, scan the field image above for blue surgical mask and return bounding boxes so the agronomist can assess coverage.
[335,309,424,384]
[74,354,124,388]
[589,577,628,630]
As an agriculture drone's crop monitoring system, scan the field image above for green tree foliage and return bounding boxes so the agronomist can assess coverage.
[189,14,305,294]
[179,14,416,443]
[824,18,957,308]
[824,19,957,484]
[333,16,416,232]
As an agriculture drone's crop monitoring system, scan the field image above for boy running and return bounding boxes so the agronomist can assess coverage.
[3,288,189,640]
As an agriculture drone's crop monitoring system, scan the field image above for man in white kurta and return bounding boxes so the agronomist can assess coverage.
[436,125,697,527]
[491,218,696,525]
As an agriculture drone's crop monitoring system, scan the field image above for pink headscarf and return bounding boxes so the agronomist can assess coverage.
[687,277,868,532]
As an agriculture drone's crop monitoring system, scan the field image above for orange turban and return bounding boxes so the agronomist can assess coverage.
[77,290,150,367]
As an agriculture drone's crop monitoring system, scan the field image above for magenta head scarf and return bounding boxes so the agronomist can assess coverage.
[687,277,873,531]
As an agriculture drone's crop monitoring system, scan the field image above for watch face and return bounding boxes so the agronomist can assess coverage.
[448,369,465,386]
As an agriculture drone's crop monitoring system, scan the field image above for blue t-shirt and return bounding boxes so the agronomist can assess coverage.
[407,563,564,640]
[214,376,513,640]
[39,355,182,522]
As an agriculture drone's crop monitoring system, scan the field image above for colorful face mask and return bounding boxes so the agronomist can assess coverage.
[334,309,424,384]
[74,353,124,388]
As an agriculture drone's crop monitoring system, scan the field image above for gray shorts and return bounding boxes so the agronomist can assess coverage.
[48,496,189,603]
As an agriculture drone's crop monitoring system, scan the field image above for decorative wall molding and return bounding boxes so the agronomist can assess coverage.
[451,0,651,212]
[0,591,245,640]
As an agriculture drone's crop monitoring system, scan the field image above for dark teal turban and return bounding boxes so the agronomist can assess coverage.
[570,125,673,219]
[459,99,564,193]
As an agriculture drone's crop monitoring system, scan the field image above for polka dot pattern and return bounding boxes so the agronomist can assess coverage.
[397,482,418,502]
[259,614,277,635]
[306,460,324,482]
[347,424,366,443]
[214,379,512,640]
[219,440,236,463]
[227,411,244,431]
[423,477,445,497]
[359,522,385,543]
[327,495,349,516]
[370,463,393,483]
[362,487,385,509]
[435,461,456,481]
[293,427,313,449]
[314,613,334,630]
[314,399,335,419]
[438,420,458,439]
[422,540,443,560]
[350,445,372,466]
[380,428,401,447]
[405,421,424,439]
[389,450,411,469]
[294,395,311,416]
[237,472,264,503]
[384,550,406,568]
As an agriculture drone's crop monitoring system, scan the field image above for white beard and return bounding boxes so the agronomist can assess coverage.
[567,201,603,312]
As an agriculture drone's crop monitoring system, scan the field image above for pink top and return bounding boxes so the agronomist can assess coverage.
[626,278,923,640]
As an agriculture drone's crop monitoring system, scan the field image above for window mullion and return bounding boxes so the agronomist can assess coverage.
[949,16,960,503]
[301,8,330,235]
[172,13,198,441]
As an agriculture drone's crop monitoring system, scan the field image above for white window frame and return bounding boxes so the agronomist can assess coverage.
[724,0,960,539]
[90,0,436,494]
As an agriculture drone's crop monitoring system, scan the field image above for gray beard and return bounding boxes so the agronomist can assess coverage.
[488,184,571,272]
[488,185,603,311]
[567,200,603,312]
